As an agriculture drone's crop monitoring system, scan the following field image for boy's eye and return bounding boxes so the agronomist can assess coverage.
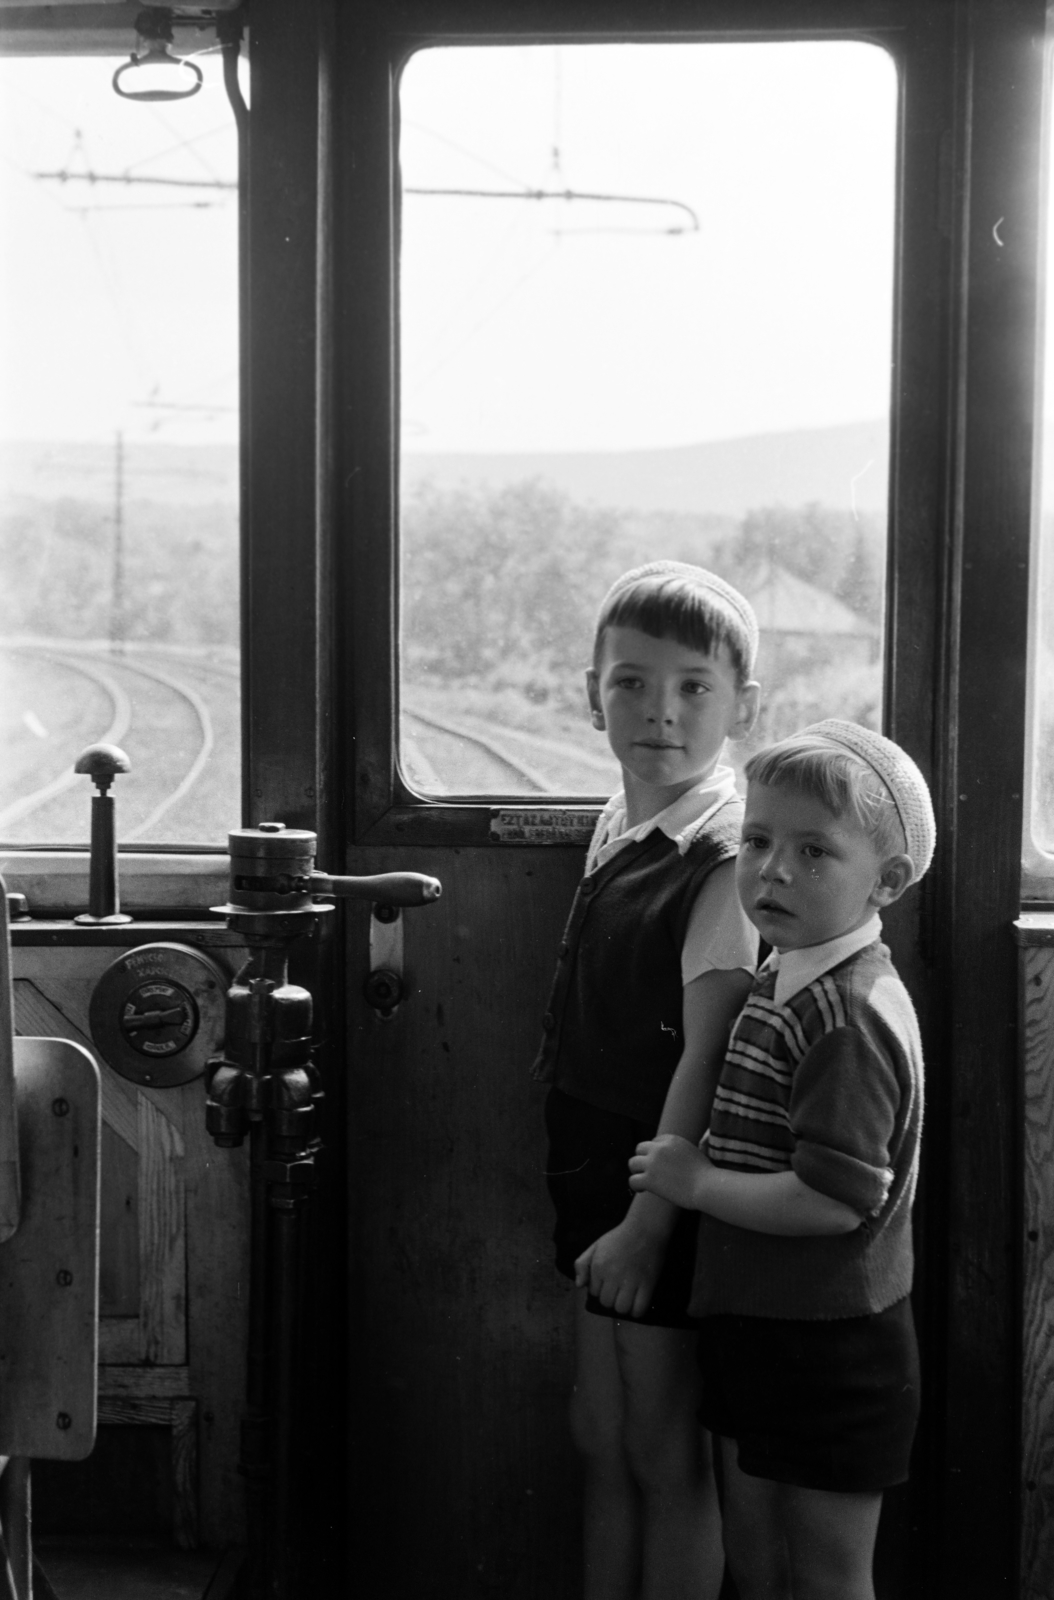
[615,675,643,690]
[803,844,826,860]
[742,834,768,851]
[681,680,710,696]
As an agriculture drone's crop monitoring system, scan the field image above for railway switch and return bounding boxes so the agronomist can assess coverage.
[88,942,228,1089]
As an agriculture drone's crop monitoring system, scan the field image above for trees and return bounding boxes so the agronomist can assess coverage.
[401,476,886,752]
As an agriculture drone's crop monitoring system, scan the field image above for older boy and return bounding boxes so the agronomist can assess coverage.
[630,720,935,1600]
[534,561,760,1600]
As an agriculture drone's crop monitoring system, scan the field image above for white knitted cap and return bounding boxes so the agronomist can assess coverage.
[598,560,759,673]
[803,719,936,880]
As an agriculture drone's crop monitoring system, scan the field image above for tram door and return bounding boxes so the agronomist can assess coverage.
[316,11,935,1598]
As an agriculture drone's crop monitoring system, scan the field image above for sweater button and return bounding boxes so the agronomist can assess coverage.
[542,1012,555,1031]
[580,877,595,896]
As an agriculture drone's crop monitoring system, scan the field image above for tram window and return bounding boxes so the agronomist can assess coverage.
[0,55,239,848]
[398,41,897,800]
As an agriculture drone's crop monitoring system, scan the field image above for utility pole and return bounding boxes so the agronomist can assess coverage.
[111,429,125,654]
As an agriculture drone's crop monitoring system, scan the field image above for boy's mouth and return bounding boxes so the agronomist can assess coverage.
[636,740,683,750]
[755,897,793,917]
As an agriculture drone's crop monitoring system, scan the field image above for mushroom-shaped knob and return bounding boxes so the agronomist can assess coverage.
[75,743,131,793]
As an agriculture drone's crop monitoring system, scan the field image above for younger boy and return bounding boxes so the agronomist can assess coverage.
[533,560,761,1600]
[629,720,935,1600]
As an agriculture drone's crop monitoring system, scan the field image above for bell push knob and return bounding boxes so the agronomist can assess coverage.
[74,743,131,793]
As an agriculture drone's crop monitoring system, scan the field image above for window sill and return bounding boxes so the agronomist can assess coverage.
[0,851,229,921]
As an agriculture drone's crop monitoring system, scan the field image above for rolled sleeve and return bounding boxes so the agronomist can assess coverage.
[681,860,759,985]
[794,1140,893,1216]
[789,1026,901,1217]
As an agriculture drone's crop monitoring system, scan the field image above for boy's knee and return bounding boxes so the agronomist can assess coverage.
[622,1409,709,1492]
[568,1381,624,1465]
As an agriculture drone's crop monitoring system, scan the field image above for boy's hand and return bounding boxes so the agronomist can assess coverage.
[629,1134,710,1210]
[573,1203,673,1319]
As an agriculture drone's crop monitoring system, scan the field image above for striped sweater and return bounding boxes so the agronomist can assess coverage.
[690,940,923,1321]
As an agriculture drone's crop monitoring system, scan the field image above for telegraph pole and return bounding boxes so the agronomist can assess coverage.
[111,429,125,654]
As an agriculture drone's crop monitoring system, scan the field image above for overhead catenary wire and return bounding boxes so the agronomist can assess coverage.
[404,185,699,234]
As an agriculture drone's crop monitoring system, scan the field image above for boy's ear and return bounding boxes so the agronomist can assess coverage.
[870,854,915,908]
[585,668,604,727]
[727,680,761,742]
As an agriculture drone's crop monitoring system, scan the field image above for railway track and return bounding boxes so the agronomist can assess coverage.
[3,645,611,840]
[0,650,132,829]
[0,644,230,843]
[401,702,616,796]
[402,705,555,793]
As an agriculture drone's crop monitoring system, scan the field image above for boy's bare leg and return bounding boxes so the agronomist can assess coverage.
[781,1482,882,1600]
[720,1440,792,1600]
[613,1318,723,1600]
[571,1295,642,1600]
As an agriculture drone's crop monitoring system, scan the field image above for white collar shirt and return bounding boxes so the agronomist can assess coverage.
[760,913,883,1007]
[587,764,740,874]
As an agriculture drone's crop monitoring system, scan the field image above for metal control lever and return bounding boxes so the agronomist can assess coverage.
[205,822,441,1599]
[308,870,441,906]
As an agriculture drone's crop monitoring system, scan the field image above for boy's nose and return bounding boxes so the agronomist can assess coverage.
[645,688,677,723]
[760,850,791,883]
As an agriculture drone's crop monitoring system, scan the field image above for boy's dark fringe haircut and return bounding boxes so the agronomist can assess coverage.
[745,733,908,859]
[594,574,753,685]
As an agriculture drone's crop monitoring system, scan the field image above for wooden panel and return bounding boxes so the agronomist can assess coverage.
[99,1123,138,1318]
[95,1396,199,1551]
[0,1037,99,1461]
[344,846,583,1598]
[12,975,170,1144]
[137,1096,186,1365]
[13,975,189,1366]
[99,1366,190,1401]
[10,938,249,1545]
[1021,942,1054,1597]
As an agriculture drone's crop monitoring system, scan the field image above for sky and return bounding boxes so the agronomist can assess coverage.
[400,41,899,453]
[0,50,240,447]
[0,39,901,454]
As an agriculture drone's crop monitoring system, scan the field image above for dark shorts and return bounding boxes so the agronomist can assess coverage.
[544,1085,699,1330]
[697,1297,920,1493]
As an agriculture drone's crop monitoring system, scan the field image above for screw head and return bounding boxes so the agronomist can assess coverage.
[56,1413,72,1431]
[52,1098,69,1118]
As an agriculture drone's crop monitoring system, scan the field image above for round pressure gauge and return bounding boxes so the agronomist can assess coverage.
[89,943,227,1088]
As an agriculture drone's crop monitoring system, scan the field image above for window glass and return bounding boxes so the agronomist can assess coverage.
[398,41,896,798]
[0,54,239,846]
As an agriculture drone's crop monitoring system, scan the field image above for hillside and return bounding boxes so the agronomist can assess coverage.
[1,420,891,517]
[403,419,891,516]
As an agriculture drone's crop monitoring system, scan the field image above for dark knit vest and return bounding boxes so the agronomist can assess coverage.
[531,798,744,1126]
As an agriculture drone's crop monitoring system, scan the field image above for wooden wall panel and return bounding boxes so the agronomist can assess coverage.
[9,936,249,1548]
[1020,934,1054,1598]
[344,844,584,1599]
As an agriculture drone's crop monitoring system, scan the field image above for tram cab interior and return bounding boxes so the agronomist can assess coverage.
[2,0,1054,1596]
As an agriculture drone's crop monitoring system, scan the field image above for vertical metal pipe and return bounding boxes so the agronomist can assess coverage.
[88,792,118,920]
[241,1119,269,1600]
[267,1194,302,1599]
